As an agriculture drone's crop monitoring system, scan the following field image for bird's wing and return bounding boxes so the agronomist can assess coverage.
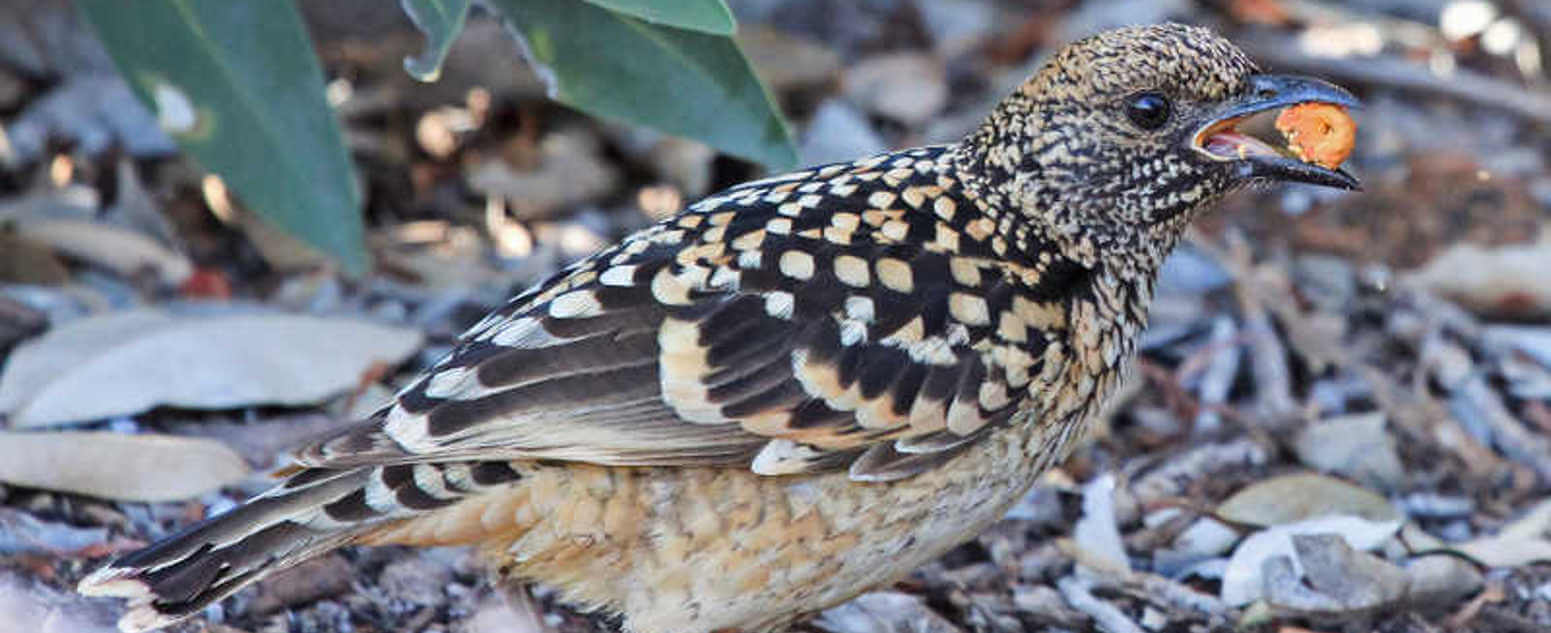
[300,149,1067,481]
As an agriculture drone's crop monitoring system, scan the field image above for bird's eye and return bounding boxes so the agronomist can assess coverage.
[1125,92,1171,130]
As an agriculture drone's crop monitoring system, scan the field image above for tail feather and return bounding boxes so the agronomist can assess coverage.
[78,468,373,631]
[78,460,524,632]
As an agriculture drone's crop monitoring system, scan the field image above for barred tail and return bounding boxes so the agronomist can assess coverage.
[77,460,524,632]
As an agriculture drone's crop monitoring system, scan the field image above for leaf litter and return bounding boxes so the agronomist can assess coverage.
[1,0,1550,631]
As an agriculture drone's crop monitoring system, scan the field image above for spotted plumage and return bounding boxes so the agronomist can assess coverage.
[80,23,1359,633]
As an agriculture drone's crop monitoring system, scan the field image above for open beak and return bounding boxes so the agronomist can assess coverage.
[1191,74,1361,191]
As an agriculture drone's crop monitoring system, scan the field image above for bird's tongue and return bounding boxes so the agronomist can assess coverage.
[1201,129,1281,160]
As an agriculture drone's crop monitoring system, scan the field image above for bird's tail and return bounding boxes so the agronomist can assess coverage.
[78,460,525,632]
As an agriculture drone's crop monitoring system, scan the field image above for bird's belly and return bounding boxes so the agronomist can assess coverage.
[460,423,1062,633]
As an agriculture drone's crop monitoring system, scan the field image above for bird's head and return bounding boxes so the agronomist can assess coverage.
[957,23,1358,274]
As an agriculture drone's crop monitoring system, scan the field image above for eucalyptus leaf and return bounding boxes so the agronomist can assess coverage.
[582,0,736,35]
[488,0,796,169]
[76,0,369,274]
[401,0,472,81]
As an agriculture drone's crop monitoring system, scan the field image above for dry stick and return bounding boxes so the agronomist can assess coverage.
[1056,576,1147,633]
[1222,232,1299,425]
[1238,35,1551,127]
[1082,566,1229,618]
[1431,339,1551,481]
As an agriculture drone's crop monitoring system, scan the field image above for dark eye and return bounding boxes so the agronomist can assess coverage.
[1125,92,1171,130]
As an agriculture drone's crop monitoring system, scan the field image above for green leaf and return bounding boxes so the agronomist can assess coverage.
[400,0,472,81]
[581,0,736,35]
[488,0,796,170]
[77,0,369,275]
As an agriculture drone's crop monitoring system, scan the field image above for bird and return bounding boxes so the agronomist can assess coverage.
[78,23,1358,633]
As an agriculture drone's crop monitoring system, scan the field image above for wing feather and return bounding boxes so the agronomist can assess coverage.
[298,147,1074,481]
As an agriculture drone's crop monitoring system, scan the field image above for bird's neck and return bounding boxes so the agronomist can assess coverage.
[948,130,1182,286]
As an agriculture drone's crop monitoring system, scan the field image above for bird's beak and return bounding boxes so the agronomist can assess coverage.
[1190,74,1361,191]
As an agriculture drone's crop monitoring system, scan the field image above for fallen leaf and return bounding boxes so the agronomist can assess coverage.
[1451,498,1551,567]
[0,308,423,427]
[0,431,249,501]
[1217,472,1399,527]
[13,218,192,284]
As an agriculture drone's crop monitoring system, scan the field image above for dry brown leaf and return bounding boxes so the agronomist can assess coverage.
[1217,472,1400,527]
[0,308,423,427]
[0,431,249,501]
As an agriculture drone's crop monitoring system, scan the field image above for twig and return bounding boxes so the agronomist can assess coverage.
[1056,576,1147,633]
[1430,339,1551,481]
[1082,566,1229,618]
